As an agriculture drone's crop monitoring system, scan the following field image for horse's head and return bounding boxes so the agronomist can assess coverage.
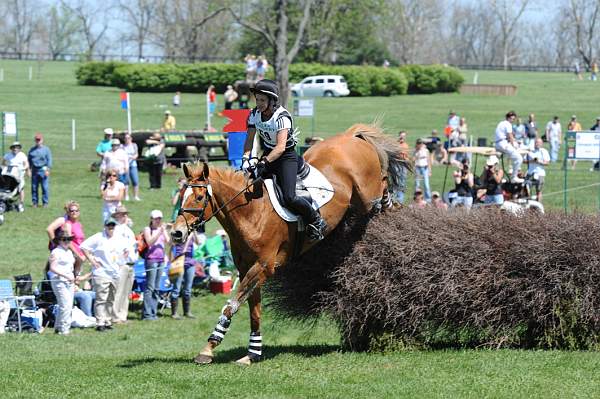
[171,162,214,244]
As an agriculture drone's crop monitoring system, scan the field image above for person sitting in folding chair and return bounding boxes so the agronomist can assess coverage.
[494,111,524,184]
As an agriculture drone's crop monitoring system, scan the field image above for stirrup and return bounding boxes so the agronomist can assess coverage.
[307,217,327,241]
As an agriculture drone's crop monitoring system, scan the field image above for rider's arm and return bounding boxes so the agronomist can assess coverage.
[243,127,256,158]
[264,129,287,163]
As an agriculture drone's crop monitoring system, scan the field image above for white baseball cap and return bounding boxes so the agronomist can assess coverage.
[150,209,163,219]
[103,128,114,135]
[486,155,499,166]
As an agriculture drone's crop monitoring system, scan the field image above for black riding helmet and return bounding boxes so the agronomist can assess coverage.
[251,79,280,108]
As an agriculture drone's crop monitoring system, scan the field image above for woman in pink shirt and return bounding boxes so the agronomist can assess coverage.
[46,200,86,261]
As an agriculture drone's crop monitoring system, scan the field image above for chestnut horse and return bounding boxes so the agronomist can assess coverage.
[171,123,406,365]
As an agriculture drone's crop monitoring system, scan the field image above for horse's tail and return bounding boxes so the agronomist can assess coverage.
[347,123,412,196]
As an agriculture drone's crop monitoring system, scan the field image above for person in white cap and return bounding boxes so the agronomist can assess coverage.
[100,138,129,189]
[3,141,30,210]
[480,155,504,205]
[494,111,523,183]
[162,110,176,130]
[97,128,114,159]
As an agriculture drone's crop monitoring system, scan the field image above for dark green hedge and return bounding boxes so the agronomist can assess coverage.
[75,62,462,96]
[399,64,464,94]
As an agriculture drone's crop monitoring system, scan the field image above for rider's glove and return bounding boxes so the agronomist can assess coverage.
[253,159,269,179]
[241,157,258,174]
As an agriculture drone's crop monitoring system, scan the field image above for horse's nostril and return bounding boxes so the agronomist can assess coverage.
[172,230,183,241]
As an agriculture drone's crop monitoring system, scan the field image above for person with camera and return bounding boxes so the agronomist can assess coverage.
[480,155,504,205]
[452,158,474,208]
[142,210,170,321]
[100,168,125,223]
[525,138,550,202]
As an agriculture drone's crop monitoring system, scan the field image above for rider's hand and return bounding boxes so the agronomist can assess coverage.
[254,159,269,179]
[241,157,258,174]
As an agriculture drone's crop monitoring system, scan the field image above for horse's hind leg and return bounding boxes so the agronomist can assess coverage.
[194,261,273,365]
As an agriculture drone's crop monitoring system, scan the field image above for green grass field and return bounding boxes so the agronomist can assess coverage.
[1,60,599,398]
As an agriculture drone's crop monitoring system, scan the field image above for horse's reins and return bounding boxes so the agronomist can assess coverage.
[179,176,262,232]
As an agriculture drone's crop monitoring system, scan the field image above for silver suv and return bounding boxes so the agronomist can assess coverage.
[290,75,350,97]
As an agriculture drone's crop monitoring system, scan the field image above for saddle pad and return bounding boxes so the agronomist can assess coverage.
[265,164,335,222]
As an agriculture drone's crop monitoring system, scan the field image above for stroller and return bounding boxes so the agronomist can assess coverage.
[0,165,23,224]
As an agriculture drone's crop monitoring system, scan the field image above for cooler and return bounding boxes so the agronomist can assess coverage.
[210,279,232,295]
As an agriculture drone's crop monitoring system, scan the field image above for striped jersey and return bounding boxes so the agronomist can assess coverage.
[247,106,298,150]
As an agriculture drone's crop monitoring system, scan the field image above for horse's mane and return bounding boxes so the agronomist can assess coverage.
[186,162,247,188]
[343,123,411,192]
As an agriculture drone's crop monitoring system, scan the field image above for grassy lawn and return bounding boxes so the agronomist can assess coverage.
[0,60,599,398]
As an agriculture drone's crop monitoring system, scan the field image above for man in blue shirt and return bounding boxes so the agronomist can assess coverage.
[27,133,52,207]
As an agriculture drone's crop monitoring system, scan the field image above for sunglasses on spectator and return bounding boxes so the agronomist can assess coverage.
[108,174,117,177]
[58,237,73,242]
[68,208,80,213]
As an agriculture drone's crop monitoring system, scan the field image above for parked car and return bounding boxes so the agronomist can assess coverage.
[290,75,350,97]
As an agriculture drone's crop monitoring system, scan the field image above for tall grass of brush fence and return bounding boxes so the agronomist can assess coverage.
[75,62,463,96]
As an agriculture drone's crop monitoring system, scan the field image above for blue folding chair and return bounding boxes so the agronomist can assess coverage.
[0,279,36,333]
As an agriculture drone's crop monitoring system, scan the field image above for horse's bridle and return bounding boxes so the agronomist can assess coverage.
[178,176,262,235]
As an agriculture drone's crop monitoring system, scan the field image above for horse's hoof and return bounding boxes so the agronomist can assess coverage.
[235,355,252,366]
[194,353,214,365]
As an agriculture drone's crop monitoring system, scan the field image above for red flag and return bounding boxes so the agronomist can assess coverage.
[221,109,251,132]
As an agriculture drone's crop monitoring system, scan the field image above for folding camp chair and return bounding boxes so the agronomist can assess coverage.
[0,279,36,332]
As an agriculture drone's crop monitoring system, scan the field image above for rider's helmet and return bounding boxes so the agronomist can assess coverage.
[251,79,280,108]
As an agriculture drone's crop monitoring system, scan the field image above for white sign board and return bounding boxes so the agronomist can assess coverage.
[294,99,314,117]
[2,112,17,136]
[575,132,600,160]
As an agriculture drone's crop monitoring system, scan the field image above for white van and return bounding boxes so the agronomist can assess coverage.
[290,75,350,97]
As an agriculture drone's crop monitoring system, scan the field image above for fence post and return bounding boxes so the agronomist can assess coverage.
[71,119,76,150]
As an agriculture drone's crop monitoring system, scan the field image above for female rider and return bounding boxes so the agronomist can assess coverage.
[241,79,327,241]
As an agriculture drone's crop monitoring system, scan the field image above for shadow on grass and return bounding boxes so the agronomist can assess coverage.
[118,344,340,368]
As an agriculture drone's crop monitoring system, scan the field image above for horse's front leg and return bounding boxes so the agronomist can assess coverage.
[194,261,273,365]
[234,288,262,365]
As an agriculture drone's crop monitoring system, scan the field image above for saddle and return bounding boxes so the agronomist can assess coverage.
[263,163,334,223]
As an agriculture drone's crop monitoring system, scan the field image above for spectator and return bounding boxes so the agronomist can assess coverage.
[216,229,232,267]
[256,55,268,80]
[525,138,550,202]
[81,217,132,332]
[245,54,257,81]
[101,168,125,223]
[2,141,30,211]
[427,129,447,165]
[431,191,448,210]
[111,206,137,324]
[480,155,504,205]
[173,91,181,107]
[142,210,170,321]
[574,61,583,80]
[592,61,598,81]
[447,110,460,130]
[145,132,166,189]
[383,59,390,68]
[123,133,140,201]
[409,189,428,209]
[73,280,95,318]
[171,177,187,222]
[46,200,86,262]
[514,117,527,147]
[100,138,129,186]
[207,85,217,116]
[162,110,176,130]
[392,131,410,204]
[96,128,114,159]
[27,132,52,208]
[590,117,600,131]
[494,111,523,183]
[545,115,562,163]
[413,138,432,202]
[452,159,474,209]
[224,85,238,110]
[48,230,80,335]
[170,232,201,319]
[568,115,583,169]
[525,113,538,142]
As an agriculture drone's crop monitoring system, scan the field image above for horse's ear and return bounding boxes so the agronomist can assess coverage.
[182,163,192,179]
[202,162,210,179]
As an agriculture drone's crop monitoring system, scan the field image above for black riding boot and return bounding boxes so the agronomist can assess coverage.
[171,298,182,320]
[183,297,196,319]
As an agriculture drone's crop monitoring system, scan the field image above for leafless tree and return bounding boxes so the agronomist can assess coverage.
[563,0,600,68]
[64,0,110,60]
[40,2,82,60]
[118,0,156,60]
[381,0,444,64]
[489,0,531,69]
[2,0,40,58]
[228,0,314,105]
